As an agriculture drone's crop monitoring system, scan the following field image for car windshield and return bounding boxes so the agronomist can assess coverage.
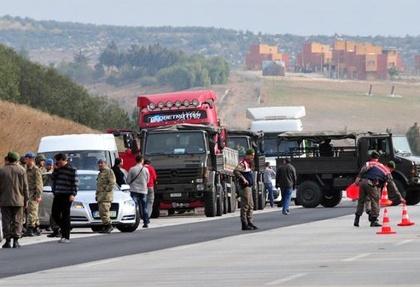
[39,150,109,170]
[145,132,206,155]
[227,137,249,156]
[392,136,413,156]
[78,174,98,191]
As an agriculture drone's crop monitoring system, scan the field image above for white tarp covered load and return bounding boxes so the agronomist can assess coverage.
[246,106,306,121]
[250,119,303,133]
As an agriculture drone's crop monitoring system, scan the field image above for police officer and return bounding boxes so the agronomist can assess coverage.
[96,159,116,233]
[24,152,43,237]
[234,149,258,231]
[354,151,389,227]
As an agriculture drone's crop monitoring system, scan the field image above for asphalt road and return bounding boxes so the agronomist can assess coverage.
[0,204,355,279]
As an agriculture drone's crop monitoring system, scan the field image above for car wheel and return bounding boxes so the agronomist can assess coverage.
[116,207,140,232]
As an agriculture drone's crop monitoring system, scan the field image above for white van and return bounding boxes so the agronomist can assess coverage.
[37,134,119,170]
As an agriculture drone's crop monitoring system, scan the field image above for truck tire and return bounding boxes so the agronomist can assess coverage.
[298,181,322,208]
[257,182,266,210]
[252,187,259,211]
[228,181,237,213]
[405,191,420,206]
[391,179,406,206]
[216,185,223,216]
[150,199,160,219]
[204,187,217,217]
[320,190,342,208]
[222,183,228,214]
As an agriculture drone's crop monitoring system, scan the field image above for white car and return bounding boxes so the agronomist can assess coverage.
[40,170,140,232]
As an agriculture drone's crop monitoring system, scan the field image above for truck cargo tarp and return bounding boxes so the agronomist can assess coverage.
[250,119,303,133]
[246,106,306,121]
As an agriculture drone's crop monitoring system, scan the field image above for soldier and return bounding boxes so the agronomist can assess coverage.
[354,151,391,227]
[23,152,43,237]
[234,149,258,231]
[96,159,116,233]
[0,152,29,248]
[35,155,47,173]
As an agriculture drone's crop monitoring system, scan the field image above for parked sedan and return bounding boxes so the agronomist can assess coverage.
[40,170,139,232]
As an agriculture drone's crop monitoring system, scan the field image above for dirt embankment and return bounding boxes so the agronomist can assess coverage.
[0,100,96,163]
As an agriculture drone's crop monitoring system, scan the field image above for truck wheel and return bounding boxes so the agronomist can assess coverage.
[257,183,266,210]
[252,187,259,211]
[204,187,217,217]
[405,189,420,206]
[216,185,223,216]
[391,180,406,206]
[150,200,160,219]
[320,191,342,208]
[222,183,228,214]
[298,181,322,208]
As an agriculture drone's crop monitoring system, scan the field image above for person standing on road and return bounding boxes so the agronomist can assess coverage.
[234,149,258,231]
[0,152,29,248]
[127,155,150,228]
[354,151,392,227]
[276,158,297,215]
[23,152,43,237]
[51,153,78,243]
[96,159,116,233]
[263,162,276,208]
[144,159,157,218]
[35,155,47,174]
[112,158,127,187]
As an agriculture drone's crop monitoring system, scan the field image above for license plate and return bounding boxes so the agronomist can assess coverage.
[93,211,117,218]
[170,193,182,198]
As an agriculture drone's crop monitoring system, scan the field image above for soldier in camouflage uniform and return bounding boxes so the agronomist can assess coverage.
[24,152,43,236]
[35,155,47,174]
[96,159,116,233]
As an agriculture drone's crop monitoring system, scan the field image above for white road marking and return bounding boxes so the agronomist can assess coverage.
[265,273,307,286]
[341,253,371,262]
[394,239,414,246]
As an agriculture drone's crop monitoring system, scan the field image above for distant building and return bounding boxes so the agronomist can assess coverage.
[296,42,332,72]
[262,60,286,76]
[415,55,420,75]
[245,44,289,70]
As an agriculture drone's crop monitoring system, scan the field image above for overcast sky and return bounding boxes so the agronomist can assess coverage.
[1,0,419,36]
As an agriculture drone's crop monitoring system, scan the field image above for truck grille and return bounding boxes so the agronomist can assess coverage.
[157,167,201,184]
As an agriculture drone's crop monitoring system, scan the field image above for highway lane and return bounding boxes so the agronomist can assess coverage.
[0,203,355,278]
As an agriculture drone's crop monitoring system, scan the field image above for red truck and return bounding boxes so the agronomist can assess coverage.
[113,90,238,217]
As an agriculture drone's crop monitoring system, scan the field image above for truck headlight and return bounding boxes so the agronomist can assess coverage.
[72,201,84,209]
[197,184,205,191]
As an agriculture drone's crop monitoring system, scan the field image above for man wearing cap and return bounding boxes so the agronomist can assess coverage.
[96,159,116,233]
[0,152,29,248]
[24,152,43,237]
[234,149,258,231]
[35,155,47,173]
[354,151,390,227]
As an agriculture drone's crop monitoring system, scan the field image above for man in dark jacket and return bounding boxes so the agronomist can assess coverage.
[51,153,77,243]
[0,152,29,248]
[276,158,297,215]
[112,158,126,187]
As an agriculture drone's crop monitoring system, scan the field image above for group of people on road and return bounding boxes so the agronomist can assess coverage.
[0,150,158,248]
[234,149,297,231]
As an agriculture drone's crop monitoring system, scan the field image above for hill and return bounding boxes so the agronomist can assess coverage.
[0,100,95,164]
[1,15,419,70]
[219,71,419,133]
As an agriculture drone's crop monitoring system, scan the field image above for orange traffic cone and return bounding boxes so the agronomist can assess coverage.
[377,208,396,235]
[397,204,415,226]
[380,184,393,207]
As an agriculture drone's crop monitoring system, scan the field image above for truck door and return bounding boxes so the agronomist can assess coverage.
[359,137,393,165]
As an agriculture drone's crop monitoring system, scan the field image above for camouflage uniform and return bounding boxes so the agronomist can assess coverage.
[26,165,43,228]
[96,168,116,226]
[234,159,255,229]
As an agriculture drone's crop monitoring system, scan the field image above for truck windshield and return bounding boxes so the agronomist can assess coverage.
[39,150,109,170]
[265,138,299,157]
[227,137,249,156]
[145,132,206,155]
[392,136,413,156]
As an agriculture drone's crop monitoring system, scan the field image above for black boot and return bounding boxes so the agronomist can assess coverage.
[354,214,360,227]
[102,224,114,234]
[33,226,41,236]
[23,227,34,237]
[370,218,382,227]
[47,229,61,238]
[242,222,252,231]
[2,239,11,248]
[13,238,21,248]
[248,222,258,230]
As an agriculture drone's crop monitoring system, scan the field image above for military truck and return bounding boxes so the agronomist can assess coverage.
[227,130,266,209]
[141,124,238,218]
[276,132,420,208]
